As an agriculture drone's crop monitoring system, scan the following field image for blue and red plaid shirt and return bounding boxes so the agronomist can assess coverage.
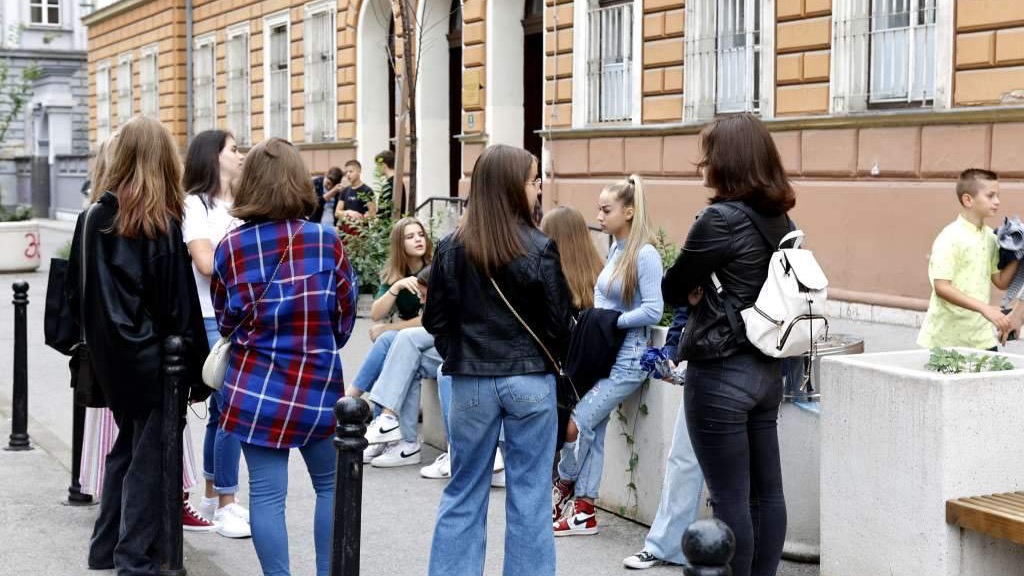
[211,219,357,449]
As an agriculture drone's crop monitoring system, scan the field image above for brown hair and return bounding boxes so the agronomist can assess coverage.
[231,138,317,221]
[603,175,654,306]
[541,206,602,310]
[89,132,118,203]
[956,168,998,205]
[698,113,796,217]
[457,144,536,275]
[99,116,183,239]
[381,217,433,285]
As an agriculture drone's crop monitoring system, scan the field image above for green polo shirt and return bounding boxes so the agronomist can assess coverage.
[918,215,1000,350]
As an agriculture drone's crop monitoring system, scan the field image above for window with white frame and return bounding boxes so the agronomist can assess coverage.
[193,36,216,134]
[116,55,132,126]
[304,3,336,142]
[30,0,60,26]
[265,14,291,139]
[139,46,159,118]
[684,0,771,121]
[226,27,251,146]
[96,62,111,142]
[585,0,634,124]
[832,0,949,112]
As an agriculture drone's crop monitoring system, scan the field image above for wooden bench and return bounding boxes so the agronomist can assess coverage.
[946,492,1024,546]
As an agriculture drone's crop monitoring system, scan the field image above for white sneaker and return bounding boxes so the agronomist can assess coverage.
[371,440,422,468]
[198,496,218,521]
[491,469,506,488]
[363,442,386,463]
[214,503,251,539]
[493,448,504,473]
[365,413,403,445]
[623,551,666,569]
[420,452,451,479]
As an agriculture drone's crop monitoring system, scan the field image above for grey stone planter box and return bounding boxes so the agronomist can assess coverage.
[821,348,1024,576]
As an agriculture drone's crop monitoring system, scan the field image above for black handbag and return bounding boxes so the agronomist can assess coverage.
[69,344,107,408]
[43,258,78,356]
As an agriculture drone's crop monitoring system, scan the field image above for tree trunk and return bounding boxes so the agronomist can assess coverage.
[400,0,418,215]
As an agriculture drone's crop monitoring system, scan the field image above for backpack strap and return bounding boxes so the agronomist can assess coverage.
[722,201,797,250]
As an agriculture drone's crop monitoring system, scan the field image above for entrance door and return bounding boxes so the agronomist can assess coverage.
[448,0,463,197]
[523,0,544,161]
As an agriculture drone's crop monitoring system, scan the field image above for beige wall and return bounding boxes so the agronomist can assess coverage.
[642,0,685,123]
[775,0,831,116]
[955,0,1024,105]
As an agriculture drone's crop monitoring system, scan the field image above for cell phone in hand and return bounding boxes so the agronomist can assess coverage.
[1002,308,1018,341]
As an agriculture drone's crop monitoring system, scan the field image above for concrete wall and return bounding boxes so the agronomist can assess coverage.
[955,0,1024,105]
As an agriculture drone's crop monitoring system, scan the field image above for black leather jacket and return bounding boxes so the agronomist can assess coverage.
[67,192,210,415]
[662,201,792,361]
[423,225,572,376]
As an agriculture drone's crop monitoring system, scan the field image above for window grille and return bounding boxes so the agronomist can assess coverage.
[304,8,336,142]
[268,23,290,139]
[869,0,936,103]
[30,0,60,26]
[139,48,158,118]
[116,56,132,126]
[586,1,633,123]
[715,0,761,114]
[193,39,216,133]
[226,31,251,145]
[96,63,111,142]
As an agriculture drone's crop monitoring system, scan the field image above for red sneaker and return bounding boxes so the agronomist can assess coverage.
[553,499,598,536]
[182,497,218,533]
[551,480,574,522]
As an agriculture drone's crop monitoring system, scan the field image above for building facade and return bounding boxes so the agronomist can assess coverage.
[83,0,1024,308]
[0,0,93,217]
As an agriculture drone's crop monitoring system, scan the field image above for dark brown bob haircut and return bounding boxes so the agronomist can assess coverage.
[457,144,536,275]
[231,138,317,221]
[698,112,796,216]
[956,168,998,205]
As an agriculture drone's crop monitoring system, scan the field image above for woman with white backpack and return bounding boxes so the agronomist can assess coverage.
[661,113,797,576]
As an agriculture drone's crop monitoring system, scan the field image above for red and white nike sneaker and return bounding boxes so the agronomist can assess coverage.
[551,479,574,522]
[553,498,598,536]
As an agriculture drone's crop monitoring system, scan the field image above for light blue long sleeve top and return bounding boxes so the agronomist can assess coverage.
[595,238,665,329]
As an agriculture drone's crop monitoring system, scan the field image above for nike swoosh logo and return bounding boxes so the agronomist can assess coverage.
[377,425,399,434]
[571,515,593,527]
[400,449,420,458]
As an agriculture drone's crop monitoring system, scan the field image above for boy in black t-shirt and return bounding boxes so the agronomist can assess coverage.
[335,159,374,222]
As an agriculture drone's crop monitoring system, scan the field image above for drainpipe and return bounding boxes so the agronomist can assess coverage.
[185,0,193,142]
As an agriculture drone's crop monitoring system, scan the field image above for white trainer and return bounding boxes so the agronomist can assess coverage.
[363,442,386,463]
[365,413,403,445]
[197,496,218,521]
[420,452,451,479]
[622,551,666,570]
[371,440,422,468]
[214,503,251,539]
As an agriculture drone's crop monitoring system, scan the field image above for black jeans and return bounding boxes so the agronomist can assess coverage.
[685,353,786,576]
[88,407,164,576]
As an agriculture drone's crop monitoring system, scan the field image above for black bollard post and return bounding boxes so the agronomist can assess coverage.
[681,518,737,576]
[330,396,371,576]
[161,337,186,576]
[64,401,95,505]
[7,281,31,451]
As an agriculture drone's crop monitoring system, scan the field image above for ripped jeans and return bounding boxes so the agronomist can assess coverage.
[557,327,649,499]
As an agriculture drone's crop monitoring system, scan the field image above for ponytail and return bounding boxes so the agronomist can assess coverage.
[607,174,654,305]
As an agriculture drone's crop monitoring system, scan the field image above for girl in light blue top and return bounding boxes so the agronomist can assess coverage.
[552,174,664,537]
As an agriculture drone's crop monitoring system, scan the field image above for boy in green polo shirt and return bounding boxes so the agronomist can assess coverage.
[918,169,1019,350]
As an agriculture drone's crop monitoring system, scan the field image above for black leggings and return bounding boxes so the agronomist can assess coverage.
[685,353,786,576]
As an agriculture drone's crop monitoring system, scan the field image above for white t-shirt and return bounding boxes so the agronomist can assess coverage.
[182,194,242,318]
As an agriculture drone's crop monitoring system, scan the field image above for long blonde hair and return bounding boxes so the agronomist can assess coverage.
[606,174,654,305]
[99,116,184,239]
[89,132,118,203]
[381,217,433,285]
[541,206,602,310]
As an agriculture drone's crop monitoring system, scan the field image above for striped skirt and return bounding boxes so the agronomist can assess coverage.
[79,407,201,498]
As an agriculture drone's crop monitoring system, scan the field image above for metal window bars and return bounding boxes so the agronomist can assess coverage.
[305,10,336,143]
[226,33,250,145]
[715,0,761,114]
[96,66,111,142]
[140,51,158,119]
[586,1,633,124]
[116,59,132,125]
[269,25,289,138]
[193,42,215,134]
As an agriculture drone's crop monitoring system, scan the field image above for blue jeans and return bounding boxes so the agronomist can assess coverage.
[685,352,786,576]
[437,367,503,448]
[240,436,336,576]
[203,317,243,494]
[365,327,440,442]
[429,373,557,576]
[643,398,705,564]
[557,327,649,499]
[351,329,397,393]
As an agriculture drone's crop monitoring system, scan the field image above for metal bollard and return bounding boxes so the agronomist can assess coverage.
[161,337,186,576]
[6,281,31,451]
[64,402,95,505]
[682,518,737,576]
[330,396,371,576]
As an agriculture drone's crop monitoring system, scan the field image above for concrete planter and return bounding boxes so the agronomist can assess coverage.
[820,348,1024,576]
[0,220,41,272]
[356,293,374,318]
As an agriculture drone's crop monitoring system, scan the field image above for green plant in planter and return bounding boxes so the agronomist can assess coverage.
[0,205,33,222]
[653,228,678,327]
[341,164,393,295]
[925,347,1015,374]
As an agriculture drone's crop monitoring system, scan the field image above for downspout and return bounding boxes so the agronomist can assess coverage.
[185,0,193,142]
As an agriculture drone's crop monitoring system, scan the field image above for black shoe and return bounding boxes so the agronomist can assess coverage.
[622,551,666,570]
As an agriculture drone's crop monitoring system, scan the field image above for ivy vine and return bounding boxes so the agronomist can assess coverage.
[615,379,649,518]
